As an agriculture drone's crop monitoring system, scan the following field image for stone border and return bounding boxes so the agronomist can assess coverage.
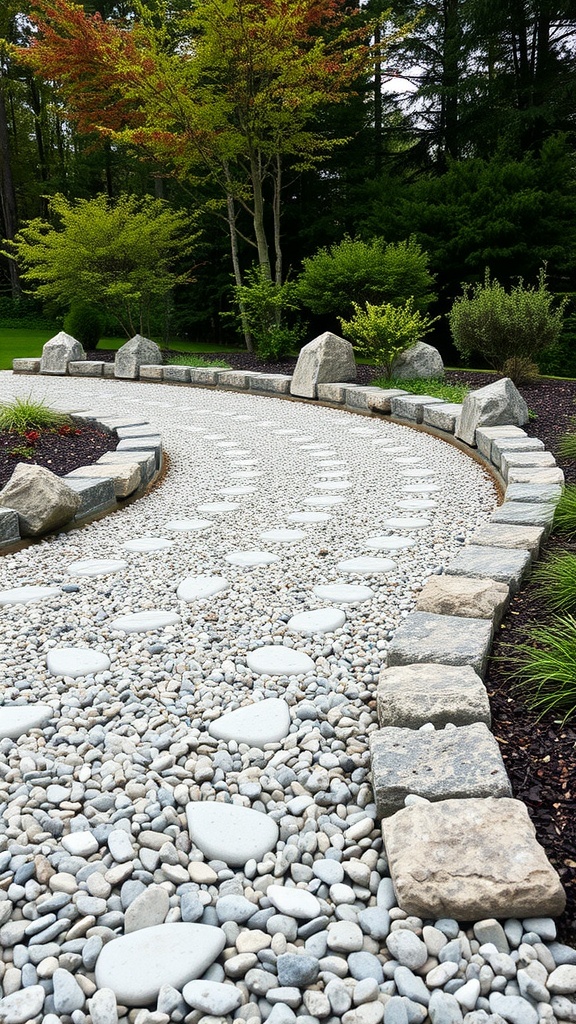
[0,407,164,551]
[12,359,568,918]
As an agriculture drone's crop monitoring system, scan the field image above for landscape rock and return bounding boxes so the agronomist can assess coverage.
[40,331,85,374]
[115,335,162,379]
[386,611,493,678]
[456,378,529,447]
[391,341,444,380]
[415,575,509,623]
[67,462,142,498]
[0,463,81,536]
[290,332,357,399]
[444,545,531,595]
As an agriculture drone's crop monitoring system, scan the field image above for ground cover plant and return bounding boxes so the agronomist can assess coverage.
[167,354,232,369]
[371,376,468,402]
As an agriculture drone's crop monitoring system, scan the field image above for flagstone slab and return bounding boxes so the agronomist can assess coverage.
[67,559,128,577]
[122,537,173,553]
[0,585,61,606]
[165,519,213,532]
[247,646,315,676]
[47,648,111,678]
[287,607,346,635]
[337,556,396,574]
[387,611,493,677]
[186,801,279,866]
[0,704,52,740]
[95,923,226,1006]
[110,611,181,633]
[197,502,241,514]
[382,517,431,531]
[313,583,374,604]
[177,576,229,601]
[376,663,491,729]
[445,544,531,594]
[225,550,280,567]
[365,536,415,551]
[208,698,291,746]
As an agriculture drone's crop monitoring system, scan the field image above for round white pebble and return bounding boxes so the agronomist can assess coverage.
[67,559,128,577]
[110,611,181,633]
[313,583,375,603]
[165,519,213,532]
[365,535,416,551]
[258,529,307,543]
[225,550,280,567]
[247,646,315,676]
[177,576,229,601]
[287,511,331,523]
[336,556,396,574]
[122,538,173,553]
[287,607,346,635]
[0,585,61,606]
[383,517,431,530]
[47,648,111,678]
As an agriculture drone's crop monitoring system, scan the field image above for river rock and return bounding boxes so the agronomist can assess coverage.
[186,801,279,865]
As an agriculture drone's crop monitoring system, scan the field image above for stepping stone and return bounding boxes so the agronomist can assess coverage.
[314,470,349,478]
[287,607,346,635]
[165,518,213,532]
[383,517,431,530]
[228,460,259,468]
[300,443,330,451]
[306,450,338,459]
[313,480,352,491]
[67,559,128,577]
[94,923,226,1006]
[365,536,415,551]
[110,611,181,633]
[267,884,321,920]
[247,646,315,676]
[336,556,396,574]
[372,445,410,453]
[399,468,436,478]
[259,529,307,543]
[0,704,52,740]
[0,585,61,606]
[349,427,377,436]
[219,486,257,496]
[226,449,252,457]
[445,544,531,595]
[273,428,300,435]
[382,798,566,920]
[215,441,241,448]
[304,495,345,506]
[287,511,331,523]
[47,648,111,678]
[230,471,262,479]
[387,611,493,677]
[313,583,374,604]
[314,460,348,468]
[370,722,511,818]
[225,550,280,567]
[402,484,440,493]
[186,802,279,865]
[122,538,173,553]
[197,502,241,514]
[177,576,229,601]
[289,435,315,443]
[396,499,437,510]
[203,433,227,440]
[208,697,291,746]
[376,663,491,729]
[394,456,424,465]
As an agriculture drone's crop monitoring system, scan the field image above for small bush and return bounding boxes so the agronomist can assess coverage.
[371,376,468,402]
[0,296,57,330]
[0,396,70,433]
[552,485,576,537]
[449,268,566,381]
[533,552,576,612]
[339,299,438,379]
[167,354,232,368]
[231,267,304,361]
[63,302,103,348]
[501,356,540,385]
[511,615,576,720]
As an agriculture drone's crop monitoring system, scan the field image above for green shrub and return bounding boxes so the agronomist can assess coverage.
[231,266,304,361]
[63,302,103,348]
[0,396,70,433]
[296,236,435,319]
[339,299,438,378]
[167,354,232,368]
[449,268,566,382]
[533,552,576,612]
[553,485,576,537]
[371,376,468,402]
[0,296,57,330]
[556,432,576,458]
[511,615,576,720]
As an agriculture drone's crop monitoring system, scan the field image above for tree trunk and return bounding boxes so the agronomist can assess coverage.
[224,172,254,353]
[440,0,461,161]
[273,154,282,289]
[0,75,21,298]
[373,21,382,175]
[249,150,271,279]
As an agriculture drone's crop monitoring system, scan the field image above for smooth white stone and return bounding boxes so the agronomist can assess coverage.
[349,427,376,436]
[182,980,242,1016]
[208,698,291,746]
[62,832,99,857]
[110,611,181,633]
[247,646,315,676]
[122,538,173,553]
[67,559,128,577]
[0,585,60,606]
[228,459,259,468]
[300,444,330,451]
[287,511,331,523]
[186,802,279,865]
[47,648,111,678]
[396,499,437,509]
[258,529,307,543]
[394,456,424,464]
[219,486,256,496]
[224,551,280,567]
[230,471,262,479]
[313,584,374,603]
[215,441,241,448]
[307,450,337,459]
[165,519,213,532]
[365,535,416,551]
[273,428,300,435]
[0,704,52,740]
[336,556,396,574]
[314,470,349,478]
[177,576,229,601]
[94,923,226,1006]
[304,495,346,506]
[314,460,348,468]
[372,445,410,453]
[197,502,241,513]
[402,484,441,493]
[287,608,346,635]
[267,884,321,920]
[203,433,227,440]
[399,469,436,479]
[382,517,432,530]
[226,449,252,457]
[289,435,315,443]
[312,480,352,490]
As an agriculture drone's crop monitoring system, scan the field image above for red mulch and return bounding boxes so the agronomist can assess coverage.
[0,425,118,489]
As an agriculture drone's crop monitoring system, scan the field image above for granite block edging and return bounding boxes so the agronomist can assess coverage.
[0,410,163,551]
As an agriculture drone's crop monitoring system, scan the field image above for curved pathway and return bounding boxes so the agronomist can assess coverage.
[0,374,565,1024]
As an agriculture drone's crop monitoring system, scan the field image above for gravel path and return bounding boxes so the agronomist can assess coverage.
[1,374,574,1024]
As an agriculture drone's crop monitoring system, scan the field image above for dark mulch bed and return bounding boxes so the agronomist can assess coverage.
[0,425,118,489]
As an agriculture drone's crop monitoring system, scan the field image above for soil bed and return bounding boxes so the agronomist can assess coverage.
[0,425,118,489]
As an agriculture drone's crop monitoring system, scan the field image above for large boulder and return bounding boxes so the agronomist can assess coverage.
[0,464,81,536]
[391,341,444,380]
[456,377,529,447]
[290,332,356,399]
[114,335,162,380]
[40,332,85,374]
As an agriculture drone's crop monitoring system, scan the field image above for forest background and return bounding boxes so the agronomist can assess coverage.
[1,0,576,370]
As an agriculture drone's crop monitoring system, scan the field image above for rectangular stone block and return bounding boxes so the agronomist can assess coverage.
[500,450,557,482]
[116,437,162,469]
[386,611,493,678]
[189,367,223,386]
[218,370,249,389]
[371,722,512,818]
[390,394,444,423]
[490,436,545,469]
[316,382,351,403]
[98,451,156,484]
[377,662,491,730]
[507,466,564,485]
[115,426,159,439]
[65,476,117,519]
[504,483,563,505]
[382,797,566,919]
[491,500,556,535]
[415,574,509,623]
[469,522,545,559]
[475,425,527,459]
[102,363,116,379]
[139,364,164,381]
[0,508,20,548]
[12,358,41,374]
[445,544,531,594]
[249,374,292,394]
[366,389,408,414]
[67,462,141,498]
[345,387,383,411]
[163,365,191,383]
[68,361,105,376]
[423,402,462,433]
